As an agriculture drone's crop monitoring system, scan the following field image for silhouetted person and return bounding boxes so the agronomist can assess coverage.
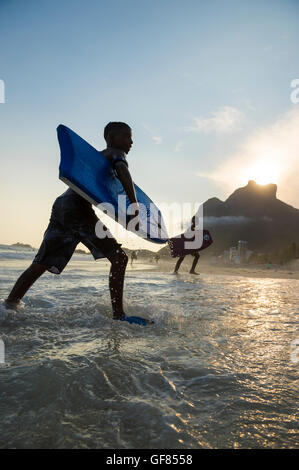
[5,122,152,324]
[154,254,160,264]
[130,250,137,266]
[173,216,200,275]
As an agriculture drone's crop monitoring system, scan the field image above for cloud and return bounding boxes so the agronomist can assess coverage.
[204,216,251,226]
[197,107,299,206]
[186,106,244,134]
[174,141,183,152]
[153,136,162,144]
[142,122,162,144]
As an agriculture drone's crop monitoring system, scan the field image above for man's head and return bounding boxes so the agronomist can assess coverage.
[104,122,133,154]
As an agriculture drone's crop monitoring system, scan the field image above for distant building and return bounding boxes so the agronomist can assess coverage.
[229,246,239,264]
[223,241,251,264]
[238,240,248,263]
[222,250,230,263]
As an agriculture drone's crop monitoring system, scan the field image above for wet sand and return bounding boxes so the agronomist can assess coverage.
[136,257,299,280]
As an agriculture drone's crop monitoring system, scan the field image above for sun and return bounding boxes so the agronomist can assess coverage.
[246,160,280,185]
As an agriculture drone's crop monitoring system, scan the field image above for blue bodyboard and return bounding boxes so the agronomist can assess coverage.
[57,125,168,244]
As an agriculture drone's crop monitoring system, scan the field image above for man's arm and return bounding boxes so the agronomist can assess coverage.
[114,161,138,205]
[114,161,140,229]
[101,148,138,205]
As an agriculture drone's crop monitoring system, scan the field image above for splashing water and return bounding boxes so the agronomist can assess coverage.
[0,253,298,448]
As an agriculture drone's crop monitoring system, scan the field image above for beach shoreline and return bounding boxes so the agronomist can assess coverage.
[136,257,299,280]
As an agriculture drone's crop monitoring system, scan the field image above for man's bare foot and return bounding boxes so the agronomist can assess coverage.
[113,313,124,320]
[189,271,199,275]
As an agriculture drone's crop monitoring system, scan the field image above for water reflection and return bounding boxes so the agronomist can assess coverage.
[0,264,298,448]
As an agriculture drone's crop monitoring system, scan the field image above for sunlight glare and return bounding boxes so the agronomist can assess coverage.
[246,160,280,185]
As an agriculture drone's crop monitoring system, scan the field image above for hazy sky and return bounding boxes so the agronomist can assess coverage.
[1,0,299,250]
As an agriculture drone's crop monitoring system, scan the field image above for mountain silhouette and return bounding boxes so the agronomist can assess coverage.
[203,180,299,253]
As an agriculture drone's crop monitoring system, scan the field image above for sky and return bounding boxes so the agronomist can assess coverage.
[1,0,299,250]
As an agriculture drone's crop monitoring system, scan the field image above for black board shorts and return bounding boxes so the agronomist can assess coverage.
[32,189,121,274]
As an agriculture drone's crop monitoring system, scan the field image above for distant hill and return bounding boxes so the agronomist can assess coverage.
[203,180,299,253]
[11,242,35,250]
[75,249,89,254]
[5,181,299,257]
[11,242,33,248]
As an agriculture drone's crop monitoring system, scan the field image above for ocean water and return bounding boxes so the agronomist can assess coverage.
[0,248,298,449]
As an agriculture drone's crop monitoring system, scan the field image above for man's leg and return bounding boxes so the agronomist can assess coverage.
[106,248,128,319]
[190,253,200,274]
[5,263,47,307]
[174,256,185,273]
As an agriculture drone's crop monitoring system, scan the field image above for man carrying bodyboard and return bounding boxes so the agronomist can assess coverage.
[4,122,152,326]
